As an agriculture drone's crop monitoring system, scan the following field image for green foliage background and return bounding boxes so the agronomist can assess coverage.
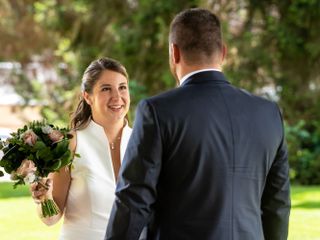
[1,0,319,184]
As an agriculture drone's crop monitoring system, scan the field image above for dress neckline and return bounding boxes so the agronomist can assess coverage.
[88,119,129,135]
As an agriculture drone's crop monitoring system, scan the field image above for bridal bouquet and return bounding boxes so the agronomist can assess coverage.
[0,120,74,217]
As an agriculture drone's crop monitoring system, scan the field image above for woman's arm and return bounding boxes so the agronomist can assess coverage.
[31,131,76,226]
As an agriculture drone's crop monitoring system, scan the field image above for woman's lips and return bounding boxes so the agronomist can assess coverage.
[108,105,123,112]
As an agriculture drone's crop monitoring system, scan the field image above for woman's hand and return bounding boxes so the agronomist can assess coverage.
[30,178,53,204]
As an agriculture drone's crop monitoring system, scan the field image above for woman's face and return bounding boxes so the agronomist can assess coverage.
[84,70,130,124]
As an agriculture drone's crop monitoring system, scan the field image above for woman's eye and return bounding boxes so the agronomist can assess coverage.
[101,87,111,91]
[119,86,127,90]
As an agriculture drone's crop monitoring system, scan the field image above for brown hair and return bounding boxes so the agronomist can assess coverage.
[70,57,128,130]
[169,8,223,65]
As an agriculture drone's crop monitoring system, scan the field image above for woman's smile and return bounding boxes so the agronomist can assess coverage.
[108,104,125,112]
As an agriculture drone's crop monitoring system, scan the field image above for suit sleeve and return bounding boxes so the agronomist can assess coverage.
[105,99,162,240]
[261,105,291,240]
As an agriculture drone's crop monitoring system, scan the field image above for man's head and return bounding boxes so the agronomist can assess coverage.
[169,8,225,82]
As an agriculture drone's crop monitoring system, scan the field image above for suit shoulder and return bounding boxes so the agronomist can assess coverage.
[236,87,278,108]
[228,86,282,121]
[144,87,183,105]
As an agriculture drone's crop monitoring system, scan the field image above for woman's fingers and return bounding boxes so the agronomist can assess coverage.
[32,188,47,198]
[30,182,38,191]
[45,178,52,188]
[31,189,47,204]
[30,178,53,203]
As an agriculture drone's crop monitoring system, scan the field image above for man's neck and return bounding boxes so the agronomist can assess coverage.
[178,65,222,86]
[177,64,221,81]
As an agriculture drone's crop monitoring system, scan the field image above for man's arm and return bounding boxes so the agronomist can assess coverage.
[261,106,291,240]
[105,99,162,240]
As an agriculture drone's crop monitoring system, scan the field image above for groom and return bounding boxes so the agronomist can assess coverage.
[106,8,290,240]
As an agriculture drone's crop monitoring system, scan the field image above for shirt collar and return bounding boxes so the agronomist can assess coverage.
[179,68,221,86]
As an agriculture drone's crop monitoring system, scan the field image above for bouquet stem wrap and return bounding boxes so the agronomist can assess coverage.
[41,198,60,218]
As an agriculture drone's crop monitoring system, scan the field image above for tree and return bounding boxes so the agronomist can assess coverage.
[3,0,200,122]
[205,0,320,123]
[1,0,320,183]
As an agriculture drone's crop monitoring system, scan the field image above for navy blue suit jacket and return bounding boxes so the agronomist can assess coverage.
[106,71,290,240]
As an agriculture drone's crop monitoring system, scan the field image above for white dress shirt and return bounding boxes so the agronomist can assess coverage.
[179,68,221,86]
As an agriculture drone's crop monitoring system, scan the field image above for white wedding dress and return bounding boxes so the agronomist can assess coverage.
[59,120,132,240]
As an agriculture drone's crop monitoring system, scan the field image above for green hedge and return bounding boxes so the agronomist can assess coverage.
[286,120,320,185]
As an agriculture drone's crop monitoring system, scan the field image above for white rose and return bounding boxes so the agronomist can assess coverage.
[41,125,53,134]
[23,172,36,184]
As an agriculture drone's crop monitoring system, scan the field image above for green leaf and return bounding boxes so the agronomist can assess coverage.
[36,147,53,161]
[27,154,35,161]
[59,150,72,167]
[52,139,69,158]
[34,141,46,151]
[0,160,5,167]
[51,160,62,171]
[13,179,25,189]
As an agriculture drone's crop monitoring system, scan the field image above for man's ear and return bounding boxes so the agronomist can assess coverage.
[83,91,92,106]
[221,43,227,63]
[170,43,180,64]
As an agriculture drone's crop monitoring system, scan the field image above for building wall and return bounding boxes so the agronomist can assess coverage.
[0,104,42,131]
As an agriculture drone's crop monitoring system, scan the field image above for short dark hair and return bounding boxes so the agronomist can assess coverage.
[169,8,223,64]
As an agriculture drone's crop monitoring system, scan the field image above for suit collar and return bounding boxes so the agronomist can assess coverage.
[179,68,221,85]
[180,70,229,87]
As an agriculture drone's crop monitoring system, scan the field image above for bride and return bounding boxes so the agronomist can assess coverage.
[30,57,146,239]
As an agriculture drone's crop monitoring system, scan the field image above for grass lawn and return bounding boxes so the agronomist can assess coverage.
[0,182,61,240]
[288,186,320,240]
[0,182,319,239]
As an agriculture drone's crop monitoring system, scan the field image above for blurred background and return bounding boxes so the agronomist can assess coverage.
[0,0,319,239]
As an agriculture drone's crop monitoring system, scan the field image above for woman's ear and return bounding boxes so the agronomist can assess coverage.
[83,91,92,106]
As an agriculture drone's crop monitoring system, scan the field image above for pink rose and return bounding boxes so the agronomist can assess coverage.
[22,130,38,146]
[48,130,64,142]
[16,159,37,177]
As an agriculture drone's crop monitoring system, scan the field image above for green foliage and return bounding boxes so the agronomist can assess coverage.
[1,0,319,122]
[0,0,56,62]
[218,0,320,122]
[1,0,320,185]
[0,145,24,174]
[286,120,320,185]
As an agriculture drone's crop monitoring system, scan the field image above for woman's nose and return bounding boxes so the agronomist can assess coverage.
[111,89,120,98]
